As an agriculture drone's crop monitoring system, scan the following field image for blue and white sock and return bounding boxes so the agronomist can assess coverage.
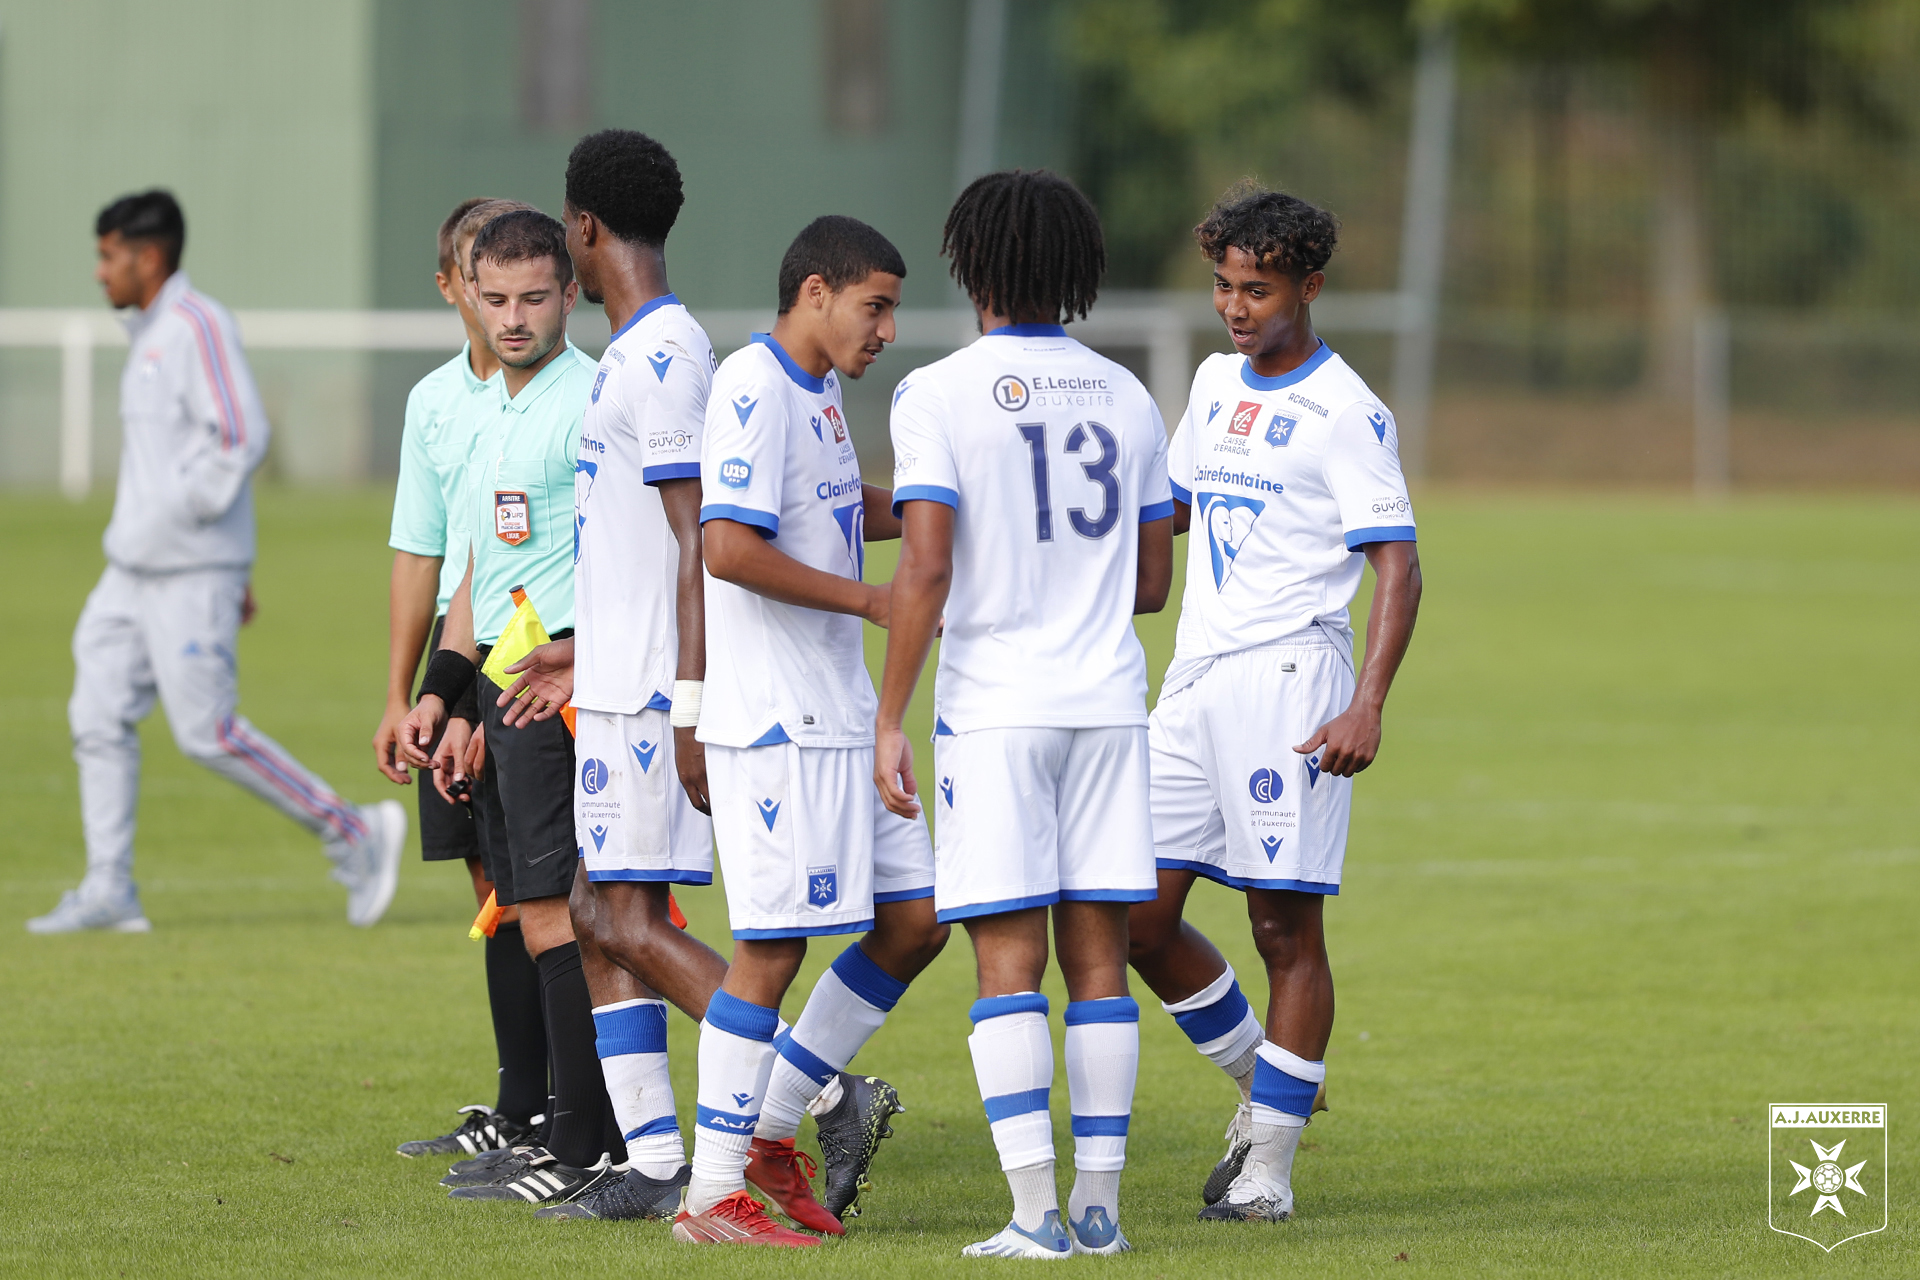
[1245,1041,1325,1192]
[687,989,780,1213]
[593,999,682,1179]
[1162,966,1264,1093]
[1064,997,1138,1224]
[757,943,907,1142]
[969,992,1057,1230]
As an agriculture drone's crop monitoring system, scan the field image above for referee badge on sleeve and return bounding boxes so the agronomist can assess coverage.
[494,490,531,545]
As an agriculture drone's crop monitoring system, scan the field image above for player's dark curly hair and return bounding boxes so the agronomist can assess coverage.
[564,130,684,246]
[776,216,907,314]
[471,209,575,286]
[942,169,1104,323]
[96,189,185,271]
[1194,182,1339,280]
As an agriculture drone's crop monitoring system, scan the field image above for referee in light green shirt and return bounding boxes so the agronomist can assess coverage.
[381,198,555,1165]
[400,208,625,1194]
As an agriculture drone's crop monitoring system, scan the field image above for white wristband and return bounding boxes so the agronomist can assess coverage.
[668,680,703,728]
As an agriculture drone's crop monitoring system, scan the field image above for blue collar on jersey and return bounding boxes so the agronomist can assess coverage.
[986,322,1068,337]
[607,291,681,344]
[750,332,829,393]
[1240,339,1332,391]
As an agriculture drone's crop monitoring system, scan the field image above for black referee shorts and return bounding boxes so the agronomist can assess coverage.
[416,615,479,862]
[472,665,577,906]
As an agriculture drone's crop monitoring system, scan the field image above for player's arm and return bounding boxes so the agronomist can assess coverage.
[861,483,902,541]
[1170,498,1192,536]
[1135,514,1173,614]
[1295,540,1421,777]
[658,476,710,814]
[374,551,442,783]
[703,521,889,625]
[177,315,272,522]
[873,500,953,819]
[399,552,479,771]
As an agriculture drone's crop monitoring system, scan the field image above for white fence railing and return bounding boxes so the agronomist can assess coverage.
[3,292,1420,500]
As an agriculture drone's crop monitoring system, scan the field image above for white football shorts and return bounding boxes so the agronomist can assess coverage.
[707,741,933,940]
[574,708,714,885]
[1149,632,1355,894]
[930,725,1156,924]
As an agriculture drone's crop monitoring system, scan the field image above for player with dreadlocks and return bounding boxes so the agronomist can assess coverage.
[877,168,1174,1258]
[1125,181,1423,1224]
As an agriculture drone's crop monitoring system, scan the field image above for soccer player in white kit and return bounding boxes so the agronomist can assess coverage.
[1127,185,1423,1223]
[877,170,1175,1258]
[672,217,948,1248]
[500,129,729,1221]
[30,191,406,935]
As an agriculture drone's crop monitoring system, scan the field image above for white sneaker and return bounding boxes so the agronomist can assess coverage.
[1068,1205,1131,1255]
[961,1211,1074,1259]
[329,800,407,927]
[27,885,152,934]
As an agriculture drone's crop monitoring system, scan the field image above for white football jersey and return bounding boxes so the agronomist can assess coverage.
[572,294,713,714]
[890,324,1172,733]
[1162,342,1416,696]
[697,334,874,749]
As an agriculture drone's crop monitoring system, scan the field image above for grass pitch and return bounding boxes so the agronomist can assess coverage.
[1,487,1914,1277]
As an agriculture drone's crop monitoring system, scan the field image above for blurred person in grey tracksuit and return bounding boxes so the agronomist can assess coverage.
[27,190,407,935]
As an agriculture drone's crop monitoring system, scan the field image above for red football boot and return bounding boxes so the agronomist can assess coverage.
[745,1137,845,1235]
[671,1189,822,1247]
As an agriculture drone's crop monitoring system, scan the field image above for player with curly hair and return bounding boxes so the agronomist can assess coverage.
[1126,182,1424,1223]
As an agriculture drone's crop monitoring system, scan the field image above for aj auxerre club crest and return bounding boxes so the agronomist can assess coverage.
[1769,1103,1887,1252]
[1197,491,1265,590]
[807,866,839,908]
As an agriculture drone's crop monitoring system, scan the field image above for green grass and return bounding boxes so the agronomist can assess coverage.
[1,487,1915,1277]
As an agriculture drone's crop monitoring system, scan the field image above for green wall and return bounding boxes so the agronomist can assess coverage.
[0,0,374,307]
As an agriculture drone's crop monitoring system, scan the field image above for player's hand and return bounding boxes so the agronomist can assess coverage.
[500,638,574,727]
[1294,703,1382,777]
[373,699,413,785]
[464,721,488,779]
[398,695,448,768]
[432,717,474,804]
[874,723,920,819]
[241,584,258,626]
[863,582,892,630]
[674,726,710,815]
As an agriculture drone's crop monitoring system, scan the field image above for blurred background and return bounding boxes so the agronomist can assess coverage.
[1,0,1916,493]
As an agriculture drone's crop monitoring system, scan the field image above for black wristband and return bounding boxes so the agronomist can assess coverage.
[418,649,477,710]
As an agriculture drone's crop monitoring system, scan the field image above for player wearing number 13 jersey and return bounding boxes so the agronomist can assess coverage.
[1128,184,1423,1227]
[879,170,1174,1260]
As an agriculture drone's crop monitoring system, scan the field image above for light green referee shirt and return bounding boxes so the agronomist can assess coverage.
[387,343,496,613]
[465,343,596,646]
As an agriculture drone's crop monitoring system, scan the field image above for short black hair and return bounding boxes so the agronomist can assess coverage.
[776,216,906,314]
[96,190,185,271]
[565,130,685,246]
[942,169,1104,324]
[470,208,574,286]
[1194,183,1339,280]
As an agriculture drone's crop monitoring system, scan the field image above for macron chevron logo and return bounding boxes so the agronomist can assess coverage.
[939,776,954,807]
[632,740,657,773]
[731,1091,755,1108]
[732,393,758,425]
[809,414,824,441]
[1305,755,1323,787]
[1369,410,1389,443]
[1261,834,1283,862]
[757,798,781,830]
[648,350,673,381]
[589,825,609,852]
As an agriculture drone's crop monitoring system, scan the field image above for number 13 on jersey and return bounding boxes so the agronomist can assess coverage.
[1015,419,1121,542]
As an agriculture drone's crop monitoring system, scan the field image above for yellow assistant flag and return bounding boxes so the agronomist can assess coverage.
[479,584,576,735]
